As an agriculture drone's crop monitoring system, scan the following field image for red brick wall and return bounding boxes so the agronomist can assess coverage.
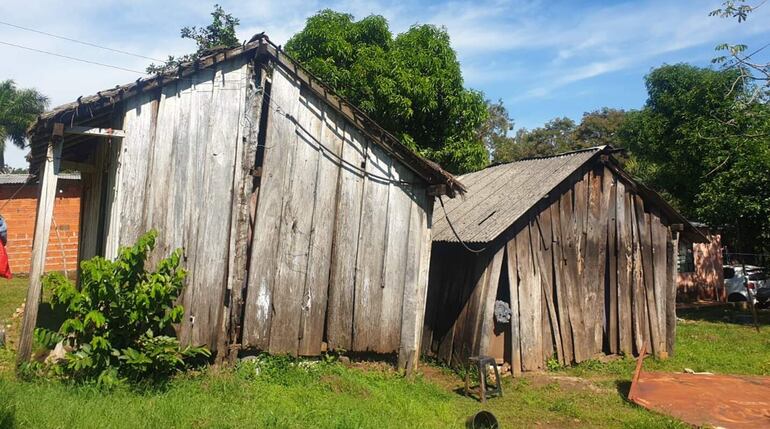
[0,181,81,274]
[676,232,725,302]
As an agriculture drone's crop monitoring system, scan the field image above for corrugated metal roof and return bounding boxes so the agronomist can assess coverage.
[0,173,80,185]
[432,147,604,243]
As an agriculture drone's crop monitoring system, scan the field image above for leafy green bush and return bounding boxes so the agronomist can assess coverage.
[34,231,209,385]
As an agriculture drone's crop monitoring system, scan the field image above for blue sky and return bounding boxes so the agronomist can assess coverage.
[2,0,769,167]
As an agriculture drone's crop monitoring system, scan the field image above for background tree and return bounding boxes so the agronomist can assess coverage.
[710,0,770,102]
[573,108,628,148]
[479,99,514,160]
[0,80,48,170]
[490,109,628,163]
[285,10,489,173]
[620,63,770,253]
[147,4,240,73]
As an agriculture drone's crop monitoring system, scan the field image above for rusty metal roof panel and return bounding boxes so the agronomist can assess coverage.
[432,147,604,243]
[629,351,770,428]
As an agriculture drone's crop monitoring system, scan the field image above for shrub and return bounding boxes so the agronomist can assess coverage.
[34,231,209,385]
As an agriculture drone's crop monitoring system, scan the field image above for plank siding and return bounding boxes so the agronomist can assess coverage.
[616,181,634,355]
[297,100,345,356]
[505,239,523,375]
[242,66,301,349]
[550,202,574,364]
[426,163,680,372]
[325,123,368,351]
[267,79,322,355]
[59,53,438,364]
[352,143,392,351]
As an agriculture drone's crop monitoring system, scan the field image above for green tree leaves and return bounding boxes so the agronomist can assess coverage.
[0,79,48,168]
[622,64,770,252]
[285,10,489,173]
[146,4,240,74]
[490,108,628,163]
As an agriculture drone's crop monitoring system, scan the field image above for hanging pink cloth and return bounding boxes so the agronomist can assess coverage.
[0,240,12,279]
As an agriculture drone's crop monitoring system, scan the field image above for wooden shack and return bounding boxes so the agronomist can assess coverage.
[422,147,706,374]
[20,34,464,369]
[676,222,724,302]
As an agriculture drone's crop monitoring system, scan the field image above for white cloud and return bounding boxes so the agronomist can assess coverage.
[1,0,769,166]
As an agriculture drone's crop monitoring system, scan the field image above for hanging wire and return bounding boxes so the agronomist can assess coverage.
[438,195,487,254]
[0,20,166,62]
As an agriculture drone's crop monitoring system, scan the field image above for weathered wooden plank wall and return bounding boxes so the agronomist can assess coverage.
[83,57,250,349]
[76,55,435,362]
[238,62,433,360]
[424,164,679,372]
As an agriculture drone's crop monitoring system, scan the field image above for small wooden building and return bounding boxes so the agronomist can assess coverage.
[676,222,724,302]
[20,34,464,368]
[422,147,705,374]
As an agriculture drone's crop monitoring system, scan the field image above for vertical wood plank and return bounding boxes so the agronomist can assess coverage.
[635,198,661,357]
[226,64,265,361]
[268,82,322,355]
[517,219,543,370]
[666,228,677,357]
[617,182,634,355]
[574,175,591,359]
[535,209,563,364]
[185,61,246,348]
[561,187,588,362]
[297,101,345,356]
[325,124,367,351]
[550,201,574,364]
[77,143,108,262]
[378,166,412,353]
[352,143,391,351]
[242,66,301,349]
[178,72,215,345]
[586,168,608,354]
[412,193,434,365]
[478,246,505,357]
[652,212,669,358]
[630,196,649,354]
[398,188,431,370]
[451,251,490,366]
[505,239,523,376]
[600,168,618,354]
[116,92,158,246]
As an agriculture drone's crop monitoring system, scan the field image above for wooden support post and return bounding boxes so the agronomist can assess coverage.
[18,123,64,361]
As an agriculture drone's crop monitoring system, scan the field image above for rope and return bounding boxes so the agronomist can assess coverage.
[438,195,487,254]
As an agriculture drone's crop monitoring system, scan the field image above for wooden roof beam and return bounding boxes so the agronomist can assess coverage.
[64,126,125,138]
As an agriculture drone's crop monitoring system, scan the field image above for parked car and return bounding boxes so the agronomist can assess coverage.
[723,265,769,303]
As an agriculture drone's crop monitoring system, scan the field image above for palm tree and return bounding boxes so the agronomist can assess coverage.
[0,80,49,170]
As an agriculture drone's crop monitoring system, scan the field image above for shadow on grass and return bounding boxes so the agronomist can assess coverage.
[615,380,632,403]
[0,395,15,429]
[677,305,770,326]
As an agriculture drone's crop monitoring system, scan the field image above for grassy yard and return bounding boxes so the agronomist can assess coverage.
[1,279,769,428]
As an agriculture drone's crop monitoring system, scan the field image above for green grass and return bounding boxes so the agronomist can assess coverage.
[0,277,28,327]
[0,280,768,428]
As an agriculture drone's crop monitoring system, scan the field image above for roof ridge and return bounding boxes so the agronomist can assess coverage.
[486,145,608,168]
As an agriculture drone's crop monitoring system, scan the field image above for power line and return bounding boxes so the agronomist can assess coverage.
[0,40,146,75]
[0,20,165,62]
